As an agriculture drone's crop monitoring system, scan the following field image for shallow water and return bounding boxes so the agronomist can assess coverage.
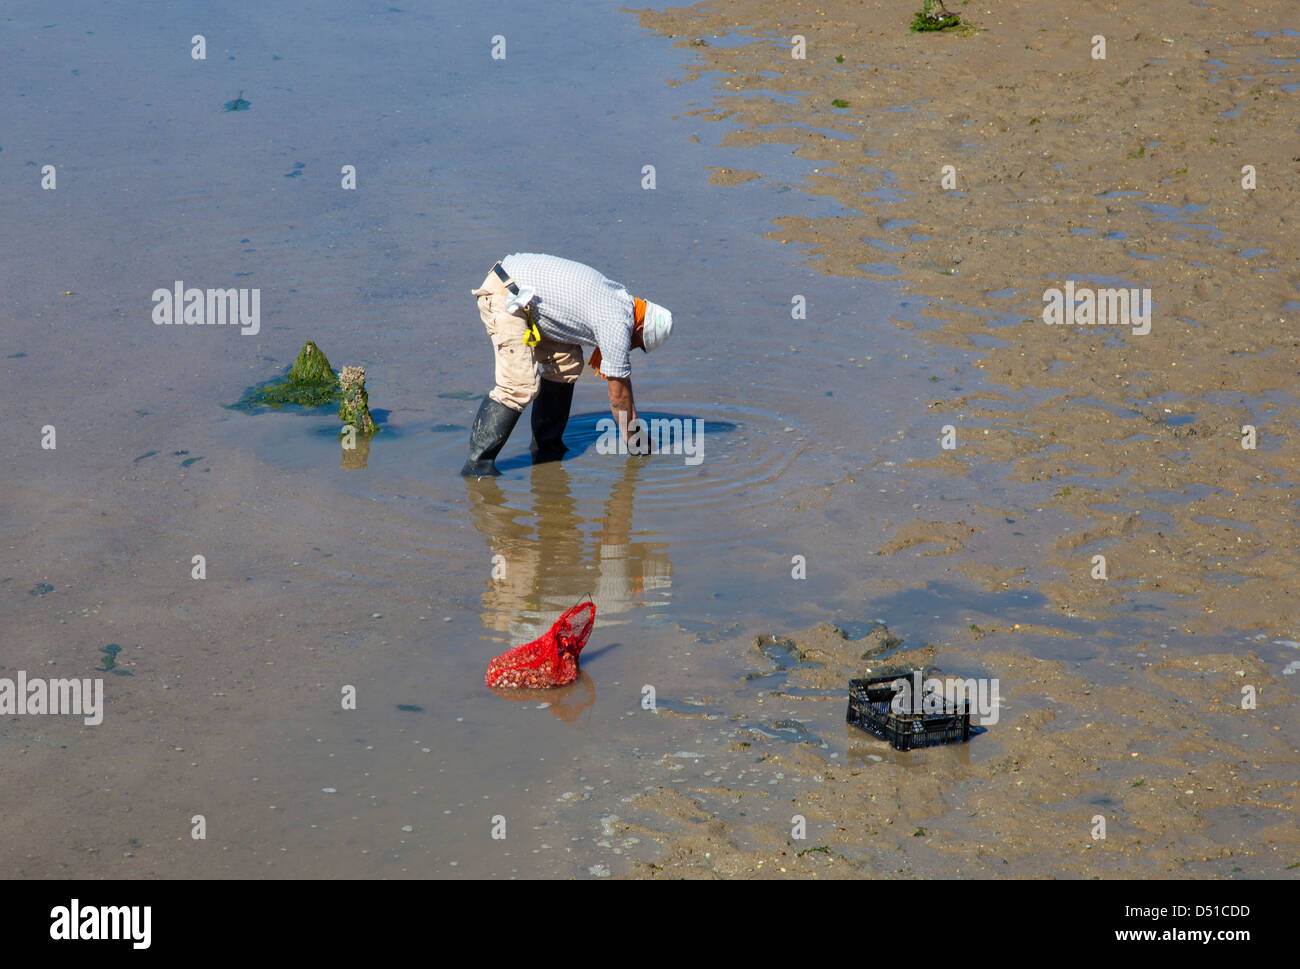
[3,2,1296,879]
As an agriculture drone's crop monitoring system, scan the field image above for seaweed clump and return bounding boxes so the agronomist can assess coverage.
[911,0,963,31]
[233,342,380,441]
[233,340,342,410]
[289,340,334,383]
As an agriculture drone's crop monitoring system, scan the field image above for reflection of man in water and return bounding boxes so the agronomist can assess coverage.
[466,459,671,647]
[461,254,675,477]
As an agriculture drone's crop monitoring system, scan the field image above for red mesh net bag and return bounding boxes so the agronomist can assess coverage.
[485,601,596,689]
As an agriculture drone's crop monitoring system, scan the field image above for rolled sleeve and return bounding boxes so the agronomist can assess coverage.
[597,333,632,379]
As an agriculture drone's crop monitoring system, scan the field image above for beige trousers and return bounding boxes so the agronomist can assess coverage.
[472,271,585,412]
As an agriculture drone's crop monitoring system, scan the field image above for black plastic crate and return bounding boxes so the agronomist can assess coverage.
[846,668,972,751]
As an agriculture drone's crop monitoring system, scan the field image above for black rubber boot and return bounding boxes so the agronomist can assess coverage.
[461,396,522,477]
[529,379,575,464]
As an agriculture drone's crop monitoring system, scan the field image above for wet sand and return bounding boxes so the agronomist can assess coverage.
[612,0,1300,876]
[635,0,1300,635]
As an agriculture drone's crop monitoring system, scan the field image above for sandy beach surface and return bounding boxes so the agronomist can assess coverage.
[618,0,1300,877]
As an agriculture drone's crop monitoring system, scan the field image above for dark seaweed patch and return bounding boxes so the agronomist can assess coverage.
[96,644,133,676]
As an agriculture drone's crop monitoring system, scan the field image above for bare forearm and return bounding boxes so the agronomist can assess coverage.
[607,377,636,429]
